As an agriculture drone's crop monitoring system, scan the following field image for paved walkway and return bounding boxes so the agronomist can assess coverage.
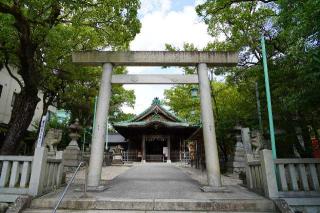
[102,163,201,199]
[38,163,268,200]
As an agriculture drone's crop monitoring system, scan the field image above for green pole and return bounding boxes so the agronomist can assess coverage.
[261,36,277,159]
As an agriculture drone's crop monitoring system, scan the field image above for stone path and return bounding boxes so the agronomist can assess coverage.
[26,163,276,212]
[38,163,269,200]
[101,163,201,199]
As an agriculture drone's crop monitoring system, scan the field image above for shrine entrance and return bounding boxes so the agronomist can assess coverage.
[113,97,198,163]
[145,137,167,162]
[72,51,238,190]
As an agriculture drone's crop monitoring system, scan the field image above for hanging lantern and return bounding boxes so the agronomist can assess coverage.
[190,87,198,98]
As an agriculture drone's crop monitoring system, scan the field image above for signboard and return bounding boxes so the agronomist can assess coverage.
[36,113,49,148]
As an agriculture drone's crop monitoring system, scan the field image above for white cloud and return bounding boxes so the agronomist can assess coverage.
[124,0,212,114]
[139,0,172,16]
[131,3,211,51]
[194,0,206,7]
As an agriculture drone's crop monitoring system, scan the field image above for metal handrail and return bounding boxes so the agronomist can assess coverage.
[52,161,87,213]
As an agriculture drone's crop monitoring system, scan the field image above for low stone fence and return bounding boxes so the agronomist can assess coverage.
[245,154,265,195]
[0,147,64,202]
[122,151,140,162]
[246,149,320,198]
[275,158,320,197]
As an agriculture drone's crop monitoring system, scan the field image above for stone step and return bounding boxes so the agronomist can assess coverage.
[29,198,276,212]
[24,209,277,213]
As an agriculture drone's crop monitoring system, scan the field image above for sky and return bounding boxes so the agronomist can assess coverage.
[123,0,212,114]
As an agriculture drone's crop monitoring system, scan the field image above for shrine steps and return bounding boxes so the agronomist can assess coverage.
[24,211,276,213]
[24,198,277,212]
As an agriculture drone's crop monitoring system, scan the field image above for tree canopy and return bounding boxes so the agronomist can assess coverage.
[0,0,141,154]
[164,0,320,158]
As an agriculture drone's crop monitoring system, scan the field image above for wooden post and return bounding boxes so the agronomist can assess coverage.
[142,135,146,163]
[167,136,171,163]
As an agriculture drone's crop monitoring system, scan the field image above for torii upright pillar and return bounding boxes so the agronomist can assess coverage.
[198,63,223,190]
[87,63,112,188]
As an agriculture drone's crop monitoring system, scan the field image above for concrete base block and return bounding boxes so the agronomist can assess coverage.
[112,160,124,165]
[167,160,172,163]
[63,144,81,172]
[200,186,232,193]
[6,195,32,213]
[273,199,294,213]
[47,151,56,157]
[0,203,8,212]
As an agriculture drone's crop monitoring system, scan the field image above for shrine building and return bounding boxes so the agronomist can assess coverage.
[113,98,199,162]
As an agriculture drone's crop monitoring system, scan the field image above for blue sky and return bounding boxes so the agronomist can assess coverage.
[123,0,211,114]
[171,0,196,11]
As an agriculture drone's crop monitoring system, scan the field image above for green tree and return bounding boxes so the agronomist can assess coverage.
[0,0,140,154]
[164,43,256,161]
[196,0,320,157]
[165,80,255,162]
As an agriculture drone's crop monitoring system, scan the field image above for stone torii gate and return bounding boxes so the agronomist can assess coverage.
[72,51,238,190]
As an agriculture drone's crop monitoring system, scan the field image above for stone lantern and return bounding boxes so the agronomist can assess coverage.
[63,119,82,171]
[68,118,82,149]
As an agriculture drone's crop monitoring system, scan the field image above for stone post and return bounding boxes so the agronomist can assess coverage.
[245,153,254,188]
[227,128,246,174]
[198,63,222,188]
[87,63,113,188]
[56,151,64,186]
[241,128,252,154]
[260,149,278,198]
[29,147,47,196]
[167,136,171,163]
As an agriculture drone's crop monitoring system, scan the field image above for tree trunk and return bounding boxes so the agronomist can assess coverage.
[0,89,40,155]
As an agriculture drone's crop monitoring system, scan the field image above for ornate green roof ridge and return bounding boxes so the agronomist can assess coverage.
[115,97,186,124]
[152,97,161,105]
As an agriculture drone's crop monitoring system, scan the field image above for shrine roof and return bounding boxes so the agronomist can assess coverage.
[113,97,195,128]
[114,120,192,128]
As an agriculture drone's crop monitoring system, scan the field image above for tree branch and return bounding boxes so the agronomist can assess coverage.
[204,0,276,15]
[4,61,24,89]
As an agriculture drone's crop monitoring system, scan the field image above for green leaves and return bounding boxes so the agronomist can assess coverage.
[193,0,320,157]
[0,0,141,133]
